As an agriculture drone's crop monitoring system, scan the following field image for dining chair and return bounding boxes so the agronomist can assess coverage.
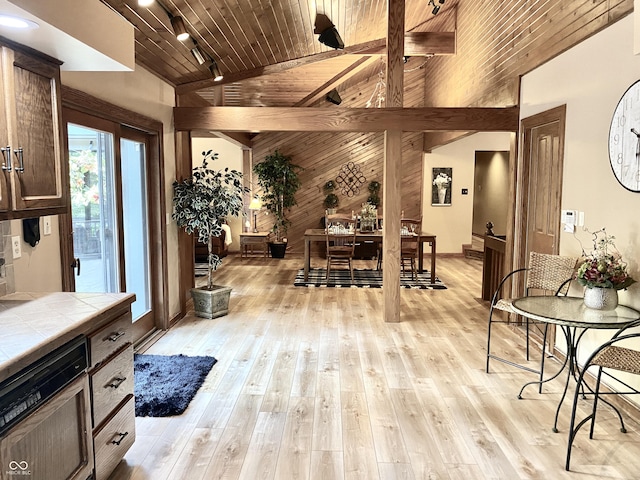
[566,326,640,470]
[486,251,578,379]
[325,214,357,282]
[400,218,421,280]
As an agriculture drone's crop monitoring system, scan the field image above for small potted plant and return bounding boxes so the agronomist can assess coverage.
[172,150,248,318]
[253,150,303,258]
[367,180,381,208]
[323,180,339,214]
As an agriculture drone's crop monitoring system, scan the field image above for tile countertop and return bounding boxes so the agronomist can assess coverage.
[0,291,135,384]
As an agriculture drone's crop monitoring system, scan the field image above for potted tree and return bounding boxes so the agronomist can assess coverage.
[172,150,248,318]
[253,150,303,258]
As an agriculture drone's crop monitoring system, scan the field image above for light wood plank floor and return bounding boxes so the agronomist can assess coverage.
[112,255,640,479]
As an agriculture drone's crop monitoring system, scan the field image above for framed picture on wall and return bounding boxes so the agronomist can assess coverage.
[432,167,452,206]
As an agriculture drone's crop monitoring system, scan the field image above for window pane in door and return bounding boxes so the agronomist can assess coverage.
[121,138,151,321]
[68,124,119,293]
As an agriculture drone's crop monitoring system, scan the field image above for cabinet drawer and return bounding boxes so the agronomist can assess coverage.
[91,344,134,429]
[94,395,135,480]
[89,312,132,368]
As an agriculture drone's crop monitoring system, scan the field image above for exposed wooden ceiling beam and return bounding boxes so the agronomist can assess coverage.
[362,32,456,55]
[175,32,455,94]
[174,106,519,132]
[295,56,378,106]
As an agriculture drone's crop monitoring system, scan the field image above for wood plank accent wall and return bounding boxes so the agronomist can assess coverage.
[422,0,632,148]
[250,130,423,255]
[249,54,427,256]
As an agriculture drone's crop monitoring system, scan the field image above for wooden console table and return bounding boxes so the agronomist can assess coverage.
[240,232,269,257]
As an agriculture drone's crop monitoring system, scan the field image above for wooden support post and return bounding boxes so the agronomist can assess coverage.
[383,0,405,323]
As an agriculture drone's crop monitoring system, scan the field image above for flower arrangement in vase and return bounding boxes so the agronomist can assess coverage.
[433,172,451,204]
[575,228,636,309]
[360,202,377,231]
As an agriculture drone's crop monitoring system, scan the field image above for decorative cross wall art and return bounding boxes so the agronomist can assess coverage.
[432,167,452,206]
[336,162,367,197]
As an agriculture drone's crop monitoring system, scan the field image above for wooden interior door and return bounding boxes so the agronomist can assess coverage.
[520,105,566,260]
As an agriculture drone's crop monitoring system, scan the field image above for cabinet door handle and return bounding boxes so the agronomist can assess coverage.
[106,376,126,389]
[13,147,24,173]
[110,431,129,446]
[1,146,11,171]
[106,331,125,342]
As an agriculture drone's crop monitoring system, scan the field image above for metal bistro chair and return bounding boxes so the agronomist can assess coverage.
[325,214,357,282]
[486,251,578,380]
[566,325,640,470]
[400,218,421,280]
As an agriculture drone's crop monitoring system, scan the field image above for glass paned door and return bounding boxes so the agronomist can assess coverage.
[67,124,152,323]
[121,138,151,321]
[67,124,119,293]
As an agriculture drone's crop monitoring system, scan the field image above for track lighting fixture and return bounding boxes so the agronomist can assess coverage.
[209,60,223,82]
[428,0,445,15]
[170,15,189,41]
[191,46,207,65]
[137,0,154,6]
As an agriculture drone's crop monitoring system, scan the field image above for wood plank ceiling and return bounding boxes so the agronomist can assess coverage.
[100,0,632,141]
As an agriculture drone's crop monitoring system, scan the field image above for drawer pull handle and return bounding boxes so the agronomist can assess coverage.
[106,331,125,342]
[110,431,129,446]
[106,376,126,389]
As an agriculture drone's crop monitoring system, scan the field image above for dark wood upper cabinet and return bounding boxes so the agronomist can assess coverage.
[0,44,69,218]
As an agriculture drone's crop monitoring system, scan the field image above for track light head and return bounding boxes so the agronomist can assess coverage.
[428,0,444,15]
[318,27,344,49]
[209,60,223,82]
[171,16,189,41]
[191,46,207,65]
[325,89,342,105]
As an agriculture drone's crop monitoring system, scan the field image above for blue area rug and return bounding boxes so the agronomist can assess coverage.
[134,353,217,417]
[294,268,447,289]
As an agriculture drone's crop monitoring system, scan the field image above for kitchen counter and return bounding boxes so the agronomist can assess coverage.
[0,292,135,384]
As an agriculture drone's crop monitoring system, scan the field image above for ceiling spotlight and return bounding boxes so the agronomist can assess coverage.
[191,46,207,65]
[428,0,445,15]
[0,15,38,29]
[314,14,344,49]
[171,16,190,41]
[209,60,223,82]
[138,0,155,6]
[325,89,342,105]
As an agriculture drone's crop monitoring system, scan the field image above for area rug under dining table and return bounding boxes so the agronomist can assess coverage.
[294,268,446,289]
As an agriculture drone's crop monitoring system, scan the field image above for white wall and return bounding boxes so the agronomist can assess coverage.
[191,138,245,252]
[422,132,512,253]
[520,14,640,388]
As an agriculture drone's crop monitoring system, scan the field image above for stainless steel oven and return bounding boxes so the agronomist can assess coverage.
[0,336,94,480]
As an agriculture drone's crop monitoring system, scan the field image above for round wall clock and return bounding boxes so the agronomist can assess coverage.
[609,80,640,192]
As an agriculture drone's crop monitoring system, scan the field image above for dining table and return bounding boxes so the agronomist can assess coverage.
[510,296,640,432]
[303,229,437,283]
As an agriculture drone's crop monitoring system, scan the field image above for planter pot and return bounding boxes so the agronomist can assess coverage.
[191,285,232,319]
[269,242,287,258]
[583,287,618,311]
[326,208,337,215]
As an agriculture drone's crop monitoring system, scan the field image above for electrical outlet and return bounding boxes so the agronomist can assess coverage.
[43,216,52,235]
[12,236,21,259]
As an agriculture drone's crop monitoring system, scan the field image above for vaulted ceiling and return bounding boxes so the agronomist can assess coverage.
[100,0,632,134]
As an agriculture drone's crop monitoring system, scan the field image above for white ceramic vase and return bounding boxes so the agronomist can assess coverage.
[583,287,618,311]
[438,187,447,204]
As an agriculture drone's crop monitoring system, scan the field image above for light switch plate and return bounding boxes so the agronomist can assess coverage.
[43,216,51,235]
[12,236,21,258]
